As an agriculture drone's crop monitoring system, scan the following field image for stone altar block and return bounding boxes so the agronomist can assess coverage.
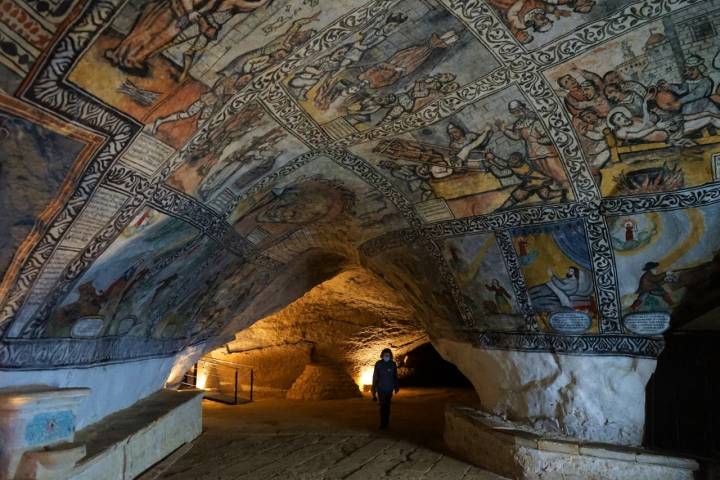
[0,386,90,479]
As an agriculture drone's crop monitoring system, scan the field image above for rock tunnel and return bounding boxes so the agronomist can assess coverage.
[0,0,719,478]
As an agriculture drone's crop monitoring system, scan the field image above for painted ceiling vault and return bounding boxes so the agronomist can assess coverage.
[1,0,719,370]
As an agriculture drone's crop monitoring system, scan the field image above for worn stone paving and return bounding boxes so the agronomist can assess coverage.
[154,389,507,479]
[159,432,502,479]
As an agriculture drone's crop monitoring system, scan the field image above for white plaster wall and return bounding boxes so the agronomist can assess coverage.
[435,339,657,446]
[0,344,206,429]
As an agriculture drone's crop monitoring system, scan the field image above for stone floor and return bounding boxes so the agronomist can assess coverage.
[151,388,507,479]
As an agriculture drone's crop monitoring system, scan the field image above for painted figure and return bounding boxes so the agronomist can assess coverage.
[358,31,459,89]
[340,12,408,67]
[629,261,673,311]
[105,0,273,77]
[220,14,319,77]
[379,160,435,201]
[529,266,593,312]
[486,279,512,313]
[377,73,460,124]
[497,100,567,187]
[658,55,719,116]
[289,45,352,100]
[624,220,635,242]
[572,108,610,169]
[151,71,247,134]
[488,0,594,44]
[447,123,493,170]
[483,150,565,208]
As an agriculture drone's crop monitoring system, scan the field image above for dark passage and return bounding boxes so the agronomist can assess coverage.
[397,342,473,388]
[645,331,720,477]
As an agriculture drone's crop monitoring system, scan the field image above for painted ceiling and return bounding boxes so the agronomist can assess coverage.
[1,0,719,369]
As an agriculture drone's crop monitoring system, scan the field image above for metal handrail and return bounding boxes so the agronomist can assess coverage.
[200,356,254,369]
[181,357,254,404]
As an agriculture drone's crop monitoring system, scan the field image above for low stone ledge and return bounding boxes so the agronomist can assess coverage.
[444,404,699,480]
[25,389,203,480]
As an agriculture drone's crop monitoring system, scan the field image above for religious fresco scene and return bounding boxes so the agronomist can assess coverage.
[611,203,720,329]
[547,3,720,197]
[0,0,719,478]
[283,0,501,139]
[228,154,410,253]
[351,86,571,221]
[165,100,309,207]
[441,232,525,332]
[511,220,598,332]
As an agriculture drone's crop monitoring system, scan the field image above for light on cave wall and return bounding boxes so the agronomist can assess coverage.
[196,365,208,390]
[358,366,374,391]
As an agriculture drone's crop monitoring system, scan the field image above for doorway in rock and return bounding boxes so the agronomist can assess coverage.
[397,342,473,389]
[645,331,720,471]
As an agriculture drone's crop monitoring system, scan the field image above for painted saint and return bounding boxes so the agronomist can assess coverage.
[528,266,594,313]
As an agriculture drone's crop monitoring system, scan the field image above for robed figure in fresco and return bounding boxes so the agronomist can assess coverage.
[105,0,273,76]
[529,266,593,312]
[358,31,459,89]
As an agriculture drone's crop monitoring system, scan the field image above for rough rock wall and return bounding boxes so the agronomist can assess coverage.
[207,268,424,393]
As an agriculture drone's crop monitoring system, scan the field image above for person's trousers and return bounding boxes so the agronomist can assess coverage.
[378,391,393,427]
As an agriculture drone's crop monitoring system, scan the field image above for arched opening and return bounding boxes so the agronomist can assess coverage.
[168,267,482,471]
[397,342,473,389]
[195,266,475,402]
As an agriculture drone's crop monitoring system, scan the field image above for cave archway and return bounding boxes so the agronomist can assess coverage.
[2,0,719,478]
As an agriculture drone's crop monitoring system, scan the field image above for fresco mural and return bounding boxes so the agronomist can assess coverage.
[486,0,631,48]
[228,155,409,254]
[547,4,720,197]
[65,0,348,147]
[510,220,598,332]
[165,100,309,208]
[0,109,85,277]
[38,207,263,343]
[611,203,720,329]
[441,233,525,332]
[284,0,501,139]
[351,86,571,222]
[4,0,720,368]
[0,96,101,306]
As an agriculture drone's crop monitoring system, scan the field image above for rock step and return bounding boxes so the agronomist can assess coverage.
[286,363,362,400]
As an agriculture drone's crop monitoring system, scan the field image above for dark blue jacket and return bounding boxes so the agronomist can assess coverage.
[372,359,398,393]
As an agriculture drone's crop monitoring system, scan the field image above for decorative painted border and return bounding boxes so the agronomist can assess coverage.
[0,336,197,370]
[495,231,538,331]
[466,331,664,358]
[0,94,104,308]
[602,182,720,216]
[1,0,137,331]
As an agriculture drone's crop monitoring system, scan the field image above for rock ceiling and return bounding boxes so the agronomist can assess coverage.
[1,0,719,369]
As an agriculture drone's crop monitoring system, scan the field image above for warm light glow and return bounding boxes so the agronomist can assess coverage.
[358,366,374,387]
[196,366,208,390]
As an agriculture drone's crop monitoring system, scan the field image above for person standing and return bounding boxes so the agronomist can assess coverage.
[371,348,399,429]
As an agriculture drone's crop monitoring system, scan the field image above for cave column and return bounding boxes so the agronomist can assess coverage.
[436,340,699,479]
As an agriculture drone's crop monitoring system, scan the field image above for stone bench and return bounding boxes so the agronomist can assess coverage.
[8,388,202,480]
[444,404,699,480]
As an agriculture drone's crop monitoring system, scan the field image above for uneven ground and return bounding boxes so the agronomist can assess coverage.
[153,388,506,479]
